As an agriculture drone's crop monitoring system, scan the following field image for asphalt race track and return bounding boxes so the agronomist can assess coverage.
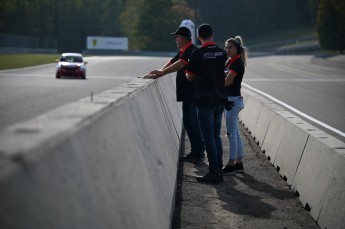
[0,55,344,141]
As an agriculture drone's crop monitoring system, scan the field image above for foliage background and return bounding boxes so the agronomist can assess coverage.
[316,0,345,53]
[1,0,343,52]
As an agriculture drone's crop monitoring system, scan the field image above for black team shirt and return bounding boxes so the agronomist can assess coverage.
[170,41,196,102]
[225,55,245,96]
[185,42,227,106]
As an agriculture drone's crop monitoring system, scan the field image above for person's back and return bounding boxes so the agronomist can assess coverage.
[190,44,227,107]
[186,23,228,184]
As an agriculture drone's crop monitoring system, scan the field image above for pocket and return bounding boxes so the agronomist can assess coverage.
[238,96,244,110]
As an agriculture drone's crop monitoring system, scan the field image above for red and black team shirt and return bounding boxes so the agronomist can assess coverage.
[185,42,228,107]
[225,55,245,96]
[170,42,196,102]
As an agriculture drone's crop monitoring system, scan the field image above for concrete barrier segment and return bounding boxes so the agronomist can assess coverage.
[252,102,284,147]
[240,88,286,147]
[311,55,345,70]
[0,76,182,229]
[0,80,151,162]
[317,149,345,229]
[271,115,309,185]
[156,77,182,143]
[238,96,262,135]
[238,87,345,229]
[260,111,288,161]
[0,101,109,164]
[291,135,345,225]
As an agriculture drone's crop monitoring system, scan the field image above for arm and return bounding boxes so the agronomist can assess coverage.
[157,60,186,77]
[143,60,171,79]
[146,60,186,79]
[225,70,237,86]
[160,61,172,70]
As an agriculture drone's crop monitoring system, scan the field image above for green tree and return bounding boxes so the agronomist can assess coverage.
[316,0,345,53]
[0,0,125,52]
[120,0,193,51]
[0,0,318,52]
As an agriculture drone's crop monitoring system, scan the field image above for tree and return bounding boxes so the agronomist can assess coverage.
[316,0,345,53]
[0,0,319,52]
[120,0,193,51]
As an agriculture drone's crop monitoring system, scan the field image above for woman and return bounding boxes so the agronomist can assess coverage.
[222,36,247,175]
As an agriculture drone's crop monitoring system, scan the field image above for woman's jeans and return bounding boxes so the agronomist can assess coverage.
[224,96,244,162]
[196,105,224,172]
[182,101,205,157]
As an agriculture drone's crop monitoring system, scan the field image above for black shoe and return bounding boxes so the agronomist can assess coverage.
[180,153,195,162]
[234,163,244,173]
[222,165,235,175]
[193,156,205,164]
[196,170,222,184]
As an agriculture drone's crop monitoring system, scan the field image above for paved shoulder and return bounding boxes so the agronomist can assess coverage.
[172,121,319,229]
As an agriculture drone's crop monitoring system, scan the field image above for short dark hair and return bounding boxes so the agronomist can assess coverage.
[198,23,213,39]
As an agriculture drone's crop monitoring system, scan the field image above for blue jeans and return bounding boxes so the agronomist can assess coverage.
[182,101,204,157]
[196,105,224,172]
[224,96,244,161]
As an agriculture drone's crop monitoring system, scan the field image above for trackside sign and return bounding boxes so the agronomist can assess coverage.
[87,36,128,50]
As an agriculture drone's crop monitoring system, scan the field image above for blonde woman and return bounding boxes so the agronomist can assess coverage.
[223,36,247,175]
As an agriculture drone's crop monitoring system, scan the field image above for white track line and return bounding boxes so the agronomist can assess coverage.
[243,83,345,138]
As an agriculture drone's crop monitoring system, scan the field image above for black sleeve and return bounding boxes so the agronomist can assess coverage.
[171,52,180,64]
[186,49,199,75]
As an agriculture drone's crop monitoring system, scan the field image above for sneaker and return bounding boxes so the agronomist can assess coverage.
[234,163,244,173]
[193,156,205,164]
[180,153,195,162]
[222,165,235,175]
[196,170,222,184]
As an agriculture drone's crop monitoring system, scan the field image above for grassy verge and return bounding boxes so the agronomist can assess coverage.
[245,27,317,46]
[0,54,59,70]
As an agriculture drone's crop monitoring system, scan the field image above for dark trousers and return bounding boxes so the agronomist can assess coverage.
[182,101,204,157]
[196,105,224,172]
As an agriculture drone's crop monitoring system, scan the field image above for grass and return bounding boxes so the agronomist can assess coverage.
[0,27,333,70]
[239,26,321,53]
[0,54,59,70]
[245,27,317,46]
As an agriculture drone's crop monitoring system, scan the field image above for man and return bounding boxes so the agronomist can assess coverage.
[185,23,228,183]
[145,26,205,164]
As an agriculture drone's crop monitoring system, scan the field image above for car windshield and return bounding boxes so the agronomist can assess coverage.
[60,56,83,63]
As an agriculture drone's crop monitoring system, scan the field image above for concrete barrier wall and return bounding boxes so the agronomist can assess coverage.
[239,88,345,229]
[0,76,182,229]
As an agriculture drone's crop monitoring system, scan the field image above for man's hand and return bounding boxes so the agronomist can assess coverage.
[143,72,157,79]
[150,70,164,78]
[142,70,164,79]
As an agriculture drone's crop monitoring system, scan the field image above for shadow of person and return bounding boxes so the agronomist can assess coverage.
[215,175,277,219]
[191,163,277,218]
[234,172,295,200]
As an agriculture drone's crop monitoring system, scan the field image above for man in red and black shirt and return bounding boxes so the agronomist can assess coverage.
[186,23,228,183]
[145,27,205,164]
